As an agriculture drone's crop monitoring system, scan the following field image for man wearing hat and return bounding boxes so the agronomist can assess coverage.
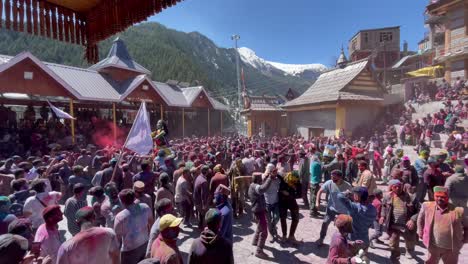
[214,184,233,245]
[188,209,234,264]
[133,160,156,201]
[414,150,429,204]
[423,156,444,201]
[64,183,88,236]
[193,166,210,229]
[34,205,63,263]
[209,165,229,201]
[146,198,173,258]
[399,156,418,188]
[57,206,120,264]
[417,186,468,264]
[337,187,376,248]
[133,181,153,212]
[380,179,418,260]
[150,214,184,264]
[445,165,468,208]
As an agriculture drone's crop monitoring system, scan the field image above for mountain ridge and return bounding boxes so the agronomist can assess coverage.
[0,22,322,104]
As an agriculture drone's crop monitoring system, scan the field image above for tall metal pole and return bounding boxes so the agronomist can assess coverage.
[231,34,242,115]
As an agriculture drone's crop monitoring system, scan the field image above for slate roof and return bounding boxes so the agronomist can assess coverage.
[89,37,151,74]
[242,95,284,112]
[283,59,383,107]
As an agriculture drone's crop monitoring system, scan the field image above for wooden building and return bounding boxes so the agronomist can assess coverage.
[282,50,384,139]
[0,37,229,141]
[426,0,468,82]
[0,0,183,62]
[240,95,288,137]
[348,26,401,68]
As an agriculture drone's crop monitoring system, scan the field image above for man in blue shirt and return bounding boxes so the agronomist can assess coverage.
[214,184,233,245]
[337,187,377,248]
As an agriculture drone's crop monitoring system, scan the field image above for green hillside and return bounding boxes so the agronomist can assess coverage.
[0,22,312,104]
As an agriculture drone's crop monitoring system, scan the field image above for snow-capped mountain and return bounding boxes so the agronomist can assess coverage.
[238,47,327,81]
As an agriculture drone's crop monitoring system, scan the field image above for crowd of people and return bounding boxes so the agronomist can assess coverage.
[0,126,467,264]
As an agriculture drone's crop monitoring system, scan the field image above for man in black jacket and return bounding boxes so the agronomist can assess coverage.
[278,171,301,246]
[187,208,234,264]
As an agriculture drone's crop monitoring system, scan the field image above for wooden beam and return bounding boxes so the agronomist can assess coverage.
[160,104,163,120]
[284,103,336,112]
[112,102,117,142]
[182,108,185,138]
[69,98,75,144]
[207,108,210,136]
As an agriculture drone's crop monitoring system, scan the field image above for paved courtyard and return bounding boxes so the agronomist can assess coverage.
[59,189,468,263]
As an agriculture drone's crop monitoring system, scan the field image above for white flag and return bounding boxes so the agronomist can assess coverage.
[47,100,75,119]
[124,102,153,155]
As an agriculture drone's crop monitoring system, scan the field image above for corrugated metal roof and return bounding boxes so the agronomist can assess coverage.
[283,59,372,107]
[89,37,150,74]
[0,51,229,110]
[210,98,230,111]
[153,81,189,107]
[182,86,204,105]
[46,62,121,101]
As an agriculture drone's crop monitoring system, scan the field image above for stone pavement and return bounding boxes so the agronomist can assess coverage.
[59,191,468,263]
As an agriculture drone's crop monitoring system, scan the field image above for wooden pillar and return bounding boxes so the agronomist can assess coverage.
[220,111,223,135]
[182,108,185,138]
[160,104,163,120]
[207,108,211,136]
[69,99,75,144]
[112,103,117,142]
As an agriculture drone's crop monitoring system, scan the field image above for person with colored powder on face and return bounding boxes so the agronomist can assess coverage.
[146,198,174,258]
[34,205,63,263]
[380,179,418,261]
[417,186,468,264]
[56,206,120,264]
[326,214,364,264]
[150,214,184,264]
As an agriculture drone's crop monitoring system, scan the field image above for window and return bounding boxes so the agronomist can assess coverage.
[351,39,357,51]
[379,32,393,42]
[364,32,369,43]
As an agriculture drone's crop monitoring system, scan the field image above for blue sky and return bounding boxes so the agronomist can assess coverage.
[150,0,428,65]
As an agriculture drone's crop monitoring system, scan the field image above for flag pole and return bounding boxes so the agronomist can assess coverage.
[111,102,146,183]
